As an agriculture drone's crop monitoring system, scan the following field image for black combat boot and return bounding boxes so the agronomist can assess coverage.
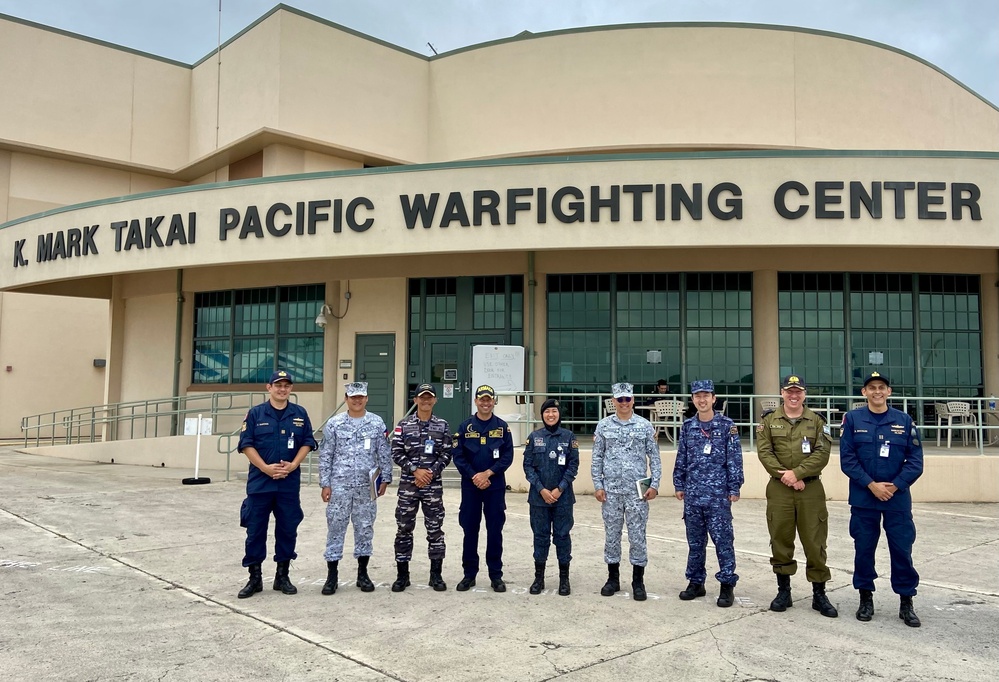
[558,563,571,596]
[321,560,339,595]
[717,582,735,607]
[356,556,375,592]
[272,560,297,595]
[770,574,793,612]
[529,561,546,595]
[856,589,874,621]
[391,561,410,592]
[812,581,838,617]
[237,564,263,599]
[899,595,921,627]
[679,581,706,600]
[600,562,621,597]
[429,558,447,591]
[632,565,647,601]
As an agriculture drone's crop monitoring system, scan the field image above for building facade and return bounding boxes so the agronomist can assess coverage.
[1,8,997,455]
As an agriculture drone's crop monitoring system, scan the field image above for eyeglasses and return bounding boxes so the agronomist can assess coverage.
[615,397,633,403]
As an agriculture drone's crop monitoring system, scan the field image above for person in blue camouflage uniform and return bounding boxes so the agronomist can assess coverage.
[672,379,744,608]
[390,383,453,592]
[236,369,317,599]
[318,381,393,595]
[592,382,662,601]
[840,372,924,628]
[523,398,579,596]
[453,385,515,593]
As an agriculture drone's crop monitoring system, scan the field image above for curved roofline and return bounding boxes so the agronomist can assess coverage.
[2,149,997,231]
[1,6,995,112]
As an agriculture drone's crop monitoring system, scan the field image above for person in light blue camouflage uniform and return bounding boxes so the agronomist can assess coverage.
[523,398,579,596]
[592,382,662,601]
[318,382,393,595]
[673,379,744,608]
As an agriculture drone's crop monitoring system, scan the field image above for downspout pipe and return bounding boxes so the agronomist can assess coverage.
[528,251,536,393]
[171,269,184,436]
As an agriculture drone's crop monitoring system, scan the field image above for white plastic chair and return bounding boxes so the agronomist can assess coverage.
[940,401,976,447]
[851,401,867,410]
[760,398,779,413]
[604,398,616,416]
[652,399,684,444]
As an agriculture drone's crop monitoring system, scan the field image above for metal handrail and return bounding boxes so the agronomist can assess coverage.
[20,391,276,448]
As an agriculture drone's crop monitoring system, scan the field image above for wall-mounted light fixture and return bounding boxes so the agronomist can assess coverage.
[315,305,333,329]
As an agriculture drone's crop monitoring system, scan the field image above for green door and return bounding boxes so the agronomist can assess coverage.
[356,334,395,427]
[424,333,504,429]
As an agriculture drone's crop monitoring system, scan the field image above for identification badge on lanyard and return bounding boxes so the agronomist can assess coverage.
[558,446,566,466]
[702,443,712,454]
[364,437,371,450]
[424,439,434,454]
[493,448,500,459]
[287,436,295,450]
[801,437,811,454]
[879,442,890,458]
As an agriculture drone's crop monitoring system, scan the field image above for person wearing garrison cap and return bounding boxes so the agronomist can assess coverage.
[673,379,744,608]
[840,372,924,628]
[592,382,662,602]
[523,398,580,596]
[318,381,393,596]
[236,370,317,599]
[389,383,453,593]
[452,385,515,592]
[757,374,837,618]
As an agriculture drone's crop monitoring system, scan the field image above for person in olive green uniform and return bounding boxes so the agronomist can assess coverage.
[757,375,838,618]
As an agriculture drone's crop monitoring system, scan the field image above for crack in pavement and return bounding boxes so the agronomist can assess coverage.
[707,626,742,681]
[0,505,408,682]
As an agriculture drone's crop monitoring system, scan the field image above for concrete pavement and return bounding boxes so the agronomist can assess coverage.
[1,448,997,681]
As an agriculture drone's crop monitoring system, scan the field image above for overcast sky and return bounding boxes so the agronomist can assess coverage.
[0,0,996,107]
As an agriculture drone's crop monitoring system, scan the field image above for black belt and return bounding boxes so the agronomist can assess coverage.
[774,476,820,483]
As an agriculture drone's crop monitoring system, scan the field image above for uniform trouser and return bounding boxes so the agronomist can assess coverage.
[394,479,446,562]
[683,498,738,585]
[324,485,377,562]
[240,491,304,566]
[458,484,506,579]
[849,506,919,596]
[529,503,574,564]
[601,491,649,567]
[765,478,831,583]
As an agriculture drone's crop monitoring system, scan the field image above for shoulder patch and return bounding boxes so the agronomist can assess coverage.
[756,423,763,433]
[241,421,247,432]
[729,425,738,435]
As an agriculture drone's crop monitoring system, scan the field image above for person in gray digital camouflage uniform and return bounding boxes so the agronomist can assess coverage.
[592,382,662,601]
[673,379,744,608]
[319,381,393,595]
[390,383,453,592]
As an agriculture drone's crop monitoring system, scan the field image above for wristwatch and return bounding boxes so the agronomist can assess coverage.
[407,463,419,474]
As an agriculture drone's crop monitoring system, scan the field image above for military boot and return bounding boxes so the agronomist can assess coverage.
[272,560,297,595]
[558,563,571,596]
[770,574,793,612]
[632,565,647,601]
[600,562,621,597]
[856,589,874,621]
[237,564,263,599]
[812,581,839,618]
[899,595,921,627]
[529,561,546,595]
[321,560,339,595]
[429,558,447,591]
[356,556,375,592]
[679,581,706,600]
[391,561,410,592]
[717,582,735,608]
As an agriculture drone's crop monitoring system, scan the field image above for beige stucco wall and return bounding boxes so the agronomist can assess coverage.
[0,292,107,437]
[3,12,997,178]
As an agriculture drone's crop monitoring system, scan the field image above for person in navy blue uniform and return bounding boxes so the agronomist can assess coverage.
[840,371,924,627]
[452,384,515,592]
[236,369,317,598]
[523,398,579,596]
[672,379,744,607]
